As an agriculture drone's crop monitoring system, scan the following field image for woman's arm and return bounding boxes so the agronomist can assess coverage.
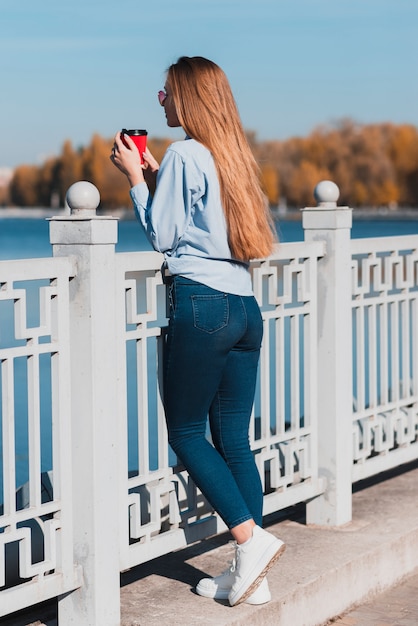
[131,147,201,253]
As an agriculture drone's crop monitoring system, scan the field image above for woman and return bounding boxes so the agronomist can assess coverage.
[110,56,285,607]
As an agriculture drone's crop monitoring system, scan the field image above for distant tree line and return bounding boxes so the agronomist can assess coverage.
[6,120,418,210]
[7,135,172,210]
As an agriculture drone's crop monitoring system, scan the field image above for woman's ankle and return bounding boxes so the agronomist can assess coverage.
[230,519,256,544]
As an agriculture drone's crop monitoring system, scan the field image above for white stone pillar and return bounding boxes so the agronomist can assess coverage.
[49,182,120,624]
[303,181,353,526]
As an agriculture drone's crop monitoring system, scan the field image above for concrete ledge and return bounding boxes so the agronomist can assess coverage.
[120,461,418,626]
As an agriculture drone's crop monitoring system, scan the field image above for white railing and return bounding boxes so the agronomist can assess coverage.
[0,180,417,624]
[0,256,82,615]
[351,236,418,481]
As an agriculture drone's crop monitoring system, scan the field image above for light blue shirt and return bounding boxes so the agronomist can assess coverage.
[130,138,253,296]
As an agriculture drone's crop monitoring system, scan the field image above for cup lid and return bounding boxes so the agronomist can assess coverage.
[122,128,147,136]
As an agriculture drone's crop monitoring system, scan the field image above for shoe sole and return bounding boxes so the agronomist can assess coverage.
[229,542,286,606]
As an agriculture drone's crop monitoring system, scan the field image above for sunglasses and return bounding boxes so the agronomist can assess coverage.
[158,90,167,106]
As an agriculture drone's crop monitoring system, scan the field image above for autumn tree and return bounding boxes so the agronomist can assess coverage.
[36,157,58,207]
[9,165,39,206]
[55,140,83,204]
[387,124,418,206]
[260,164,280,205]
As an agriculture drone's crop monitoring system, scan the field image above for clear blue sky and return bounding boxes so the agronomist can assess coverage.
[1,0,417,168]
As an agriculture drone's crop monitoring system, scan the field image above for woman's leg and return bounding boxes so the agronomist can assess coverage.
[165,278,286,605]
[163,278,259,529]
[208,308,264,528]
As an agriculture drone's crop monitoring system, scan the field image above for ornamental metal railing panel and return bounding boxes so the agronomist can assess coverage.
[351,235,418,482]
[251,242,327,515]
[0,256,81,617]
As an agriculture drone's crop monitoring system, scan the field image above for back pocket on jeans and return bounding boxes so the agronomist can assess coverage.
[191,294,229,333]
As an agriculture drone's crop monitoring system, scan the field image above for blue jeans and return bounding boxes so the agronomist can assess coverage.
[164,276,264,529]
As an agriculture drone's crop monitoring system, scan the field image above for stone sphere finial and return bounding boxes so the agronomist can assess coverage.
[66,181,100,215]
[314,180,340,207]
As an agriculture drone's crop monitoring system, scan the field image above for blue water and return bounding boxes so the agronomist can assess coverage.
[0,216,152,260]
[1,214,418,501]
[1,215,418,260]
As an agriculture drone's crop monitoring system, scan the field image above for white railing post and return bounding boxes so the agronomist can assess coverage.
[49,182,121,625]
[302,181,353,526]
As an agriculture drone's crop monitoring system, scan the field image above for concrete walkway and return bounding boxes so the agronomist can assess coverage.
[2,461,418,626]
[328,570,418,626]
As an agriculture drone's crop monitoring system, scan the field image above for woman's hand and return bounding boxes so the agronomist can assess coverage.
[110,132,145,188]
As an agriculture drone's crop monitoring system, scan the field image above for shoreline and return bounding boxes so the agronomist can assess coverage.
[1,206,418,221]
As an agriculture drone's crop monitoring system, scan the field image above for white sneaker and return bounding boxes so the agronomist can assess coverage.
[196,560,271,604]
[228,525,285,606]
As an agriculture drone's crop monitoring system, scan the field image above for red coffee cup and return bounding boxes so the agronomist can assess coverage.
[121,129,147,163]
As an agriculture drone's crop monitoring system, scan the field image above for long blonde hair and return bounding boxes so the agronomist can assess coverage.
[167,56,276,261]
